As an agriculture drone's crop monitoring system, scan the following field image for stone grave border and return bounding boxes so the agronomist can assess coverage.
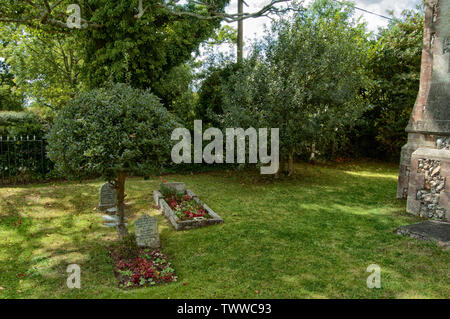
[153,189,223,230]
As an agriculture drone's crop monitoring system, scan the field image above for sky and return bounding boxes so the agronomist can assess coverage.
[217,0,422,57]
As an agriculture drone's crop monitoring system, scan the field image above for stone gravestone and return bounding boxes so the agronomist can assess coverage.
[98,182,116,211]
[162,182,186,193]
[134,215,161,248]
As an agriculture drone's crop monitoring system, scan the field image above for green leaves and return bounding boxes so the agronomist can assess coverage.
[1,26,82,112]
[220,0,369,160]
[47,83,179,180]
[0,60,23,112]
[364,7,424,159]
[77,0,229,98]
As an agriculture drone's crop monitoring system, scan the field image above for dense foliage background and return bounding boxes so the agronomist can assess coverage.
[0,0,425,181]
[348,8,424,160]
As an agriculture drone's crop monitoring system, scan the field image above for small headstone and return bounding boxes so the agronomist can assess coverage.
[98,183,116,211]
[134,215,161,248]
[162,182,186,193]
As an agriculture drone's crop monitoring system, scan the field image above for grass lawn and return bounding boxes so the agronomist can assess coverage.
[0,161,448,299]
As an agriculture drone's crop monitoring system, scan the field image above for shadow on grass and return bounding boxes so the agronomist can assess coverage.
[0,161,448,298]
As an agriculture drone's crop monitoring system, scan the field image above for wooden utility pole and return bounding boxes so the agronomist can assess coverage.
[237,0,244,62]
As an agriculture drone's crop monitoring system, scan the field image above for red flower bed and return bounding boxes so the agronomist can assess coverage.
[166,194,210,220]
[109,240,177,288]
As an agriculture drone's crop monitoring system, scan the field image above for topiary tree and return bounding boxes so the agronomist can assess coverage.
[47,83,179,240]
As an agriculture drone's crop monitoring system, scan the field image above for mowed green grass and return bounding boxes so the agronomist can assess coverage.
[0,161,448,299]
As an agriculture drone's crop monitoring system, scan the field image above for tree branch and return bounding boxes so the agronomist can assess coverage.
[1,0,293,30]
[0,0,103,30]
[155,0,293,23]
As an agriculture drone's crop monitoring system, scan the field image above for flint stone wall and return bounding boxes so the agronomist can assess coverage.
[407,148,450,221]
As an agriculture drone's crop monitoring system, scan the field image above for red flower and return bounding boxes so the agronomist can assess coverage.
[168,198,178,209]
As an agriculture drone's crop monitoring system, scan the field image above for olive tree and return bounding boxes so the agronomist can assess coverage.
[47,83,178,239]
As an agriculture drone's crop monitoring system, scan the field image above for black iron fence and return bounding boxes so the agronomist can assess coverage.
[0,136,53,186]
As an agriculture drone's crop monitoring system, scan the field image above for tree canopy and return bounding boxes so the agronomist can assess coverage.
[220,0,370,174]
[47,82,178,179]
[1,25,82,111]
[0,1,232,106]
[0,1,299,112]
[76,0,229,91]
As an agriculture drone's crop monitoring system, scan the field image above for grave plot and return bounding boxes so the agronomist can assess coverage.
[97,181,176,289]
[153,182,223,230]
[108,244,177,288]
[107,215,177,289]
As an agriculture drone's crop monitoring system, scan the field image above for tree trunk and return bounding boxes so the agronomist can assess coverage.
[237,0,244,63]
[116,172,128,241]
[330,139,336,160]
[275,158,286,178]
[288,149,294,176]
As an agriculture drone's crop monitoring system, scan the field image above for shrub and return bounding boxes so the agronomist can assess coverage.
[0,111,45,138]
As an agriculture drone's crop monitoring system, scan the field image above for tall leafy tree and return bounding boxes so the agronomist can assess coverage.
[1,26,82,111]
[0,1,292,100]
[76,0,230,92]
[0,0,231,102]
[221,0,370,175]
